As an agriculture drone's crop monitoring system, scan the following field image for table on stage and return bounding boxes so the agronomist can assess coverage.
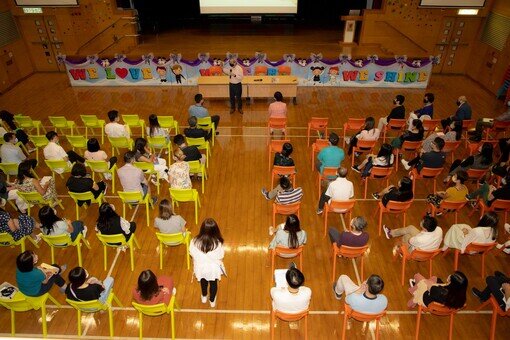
[197,75,298,103]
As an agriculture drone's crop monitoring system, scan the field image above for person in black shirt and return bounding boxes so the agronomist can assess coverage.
[390,119,424,149]
[467,171,510,207]
[65,266,114,303]
[372,176,413,207]
[184,116,212,141]
[66,163,106,206]
[273,142,295,167]
[401,137,446,172]
[173,134,203,163]
[377,94,406,131]
[472,271,510,312]
[408,271,468,309]
[96,202,136,242]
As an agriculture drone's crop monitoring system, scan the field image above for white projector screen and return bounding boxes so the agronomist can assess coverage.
[15,0,78,6]
[419,0,486,8]
[200,0,298,14]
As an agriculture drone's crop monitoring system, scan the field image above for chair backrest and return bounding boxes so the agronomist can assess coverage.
[309,117,328,129]
[419,167,443,178]
[356,139,377,149]
[312,139,330,151]
[387,119,406,129]
[80,115,101,126]
[443,141,462,153]
[344,118,365,131]
[273,245,304,258]
[465,242,497,254]
[425,302,464,316]
[132,301,167,316]
[401,140,422,151]
[0,291,45,311]
[45,159,70,170]
[467,168,487,180]
[67,136,87,147]
[69,191,96,202]
[123,115,142,125]
[148,136,170,148]
[344,303,386,321]
[66,298,106,312]
[156,231,190,246]
[0,163,18,176]
[118,191,144,203]
[327,199,356,212]
[384,200,413,212]
[462,119,475,130]
[86,160,110,173]
[439,200,467,211]
[0,232,16,246]
[186,137,207,147]
[322,167,338,179]
[30,135,49,147]
[492,120,510,130]
[274,308,309,321]
[268,117,287,128]
[370,166,393,179]
[96,233,127,247]
[41,233,73,247]
[269,140,290,154]
[157,116,176,128]
[334,244,369,259]
[17,191,46,205]
[170,188,198,202]
[273,202,301,215]
[134,161,156,172]
[14,116,35,126]
[109,136,132,147]
[408,247,442,261]
[489,199,510,212]
[423,119,440,131]
[188,160,204,174]
[272,165,296,177]
[48,116,70,127]
[197,117,213,129]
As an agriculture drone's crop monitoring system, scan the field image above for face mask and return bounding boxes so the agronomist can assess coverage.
[456,100,461,106]
[393,99,397,105]
[423,99,428,104]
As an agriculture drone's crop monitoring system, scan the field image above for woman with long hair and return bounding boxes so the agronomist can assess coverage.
[66,266,113,303]
[268,214,307,250]
[391,119,424,149]
[442,212,499,252]
[189,218,225,308]
[96,202,136,241]
[66,162,107,206]
[39,205,86,242]
[15,160,58,209]
[155,198,186,234]
[133,269,173,305]
[445,142,493,183]
[84,137,117,178]
[147,114,170,142]
[408,271,468,309]
[347,116,380,156]
[372,176,413,207]
[133,137,169,183]
[352,143,394,177]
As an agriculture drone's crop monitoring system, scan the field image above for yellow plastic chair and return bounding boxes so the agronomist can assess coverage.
[108,136,134,156]
[148,136,172,164]
[14,115,46,135]
[30,135,49,162]
[86,160,117,194]
[123,115,146,137]
[96,233,140,271]
[80,115,105,143]
[45,159,73,180]
[66,290,122,337]
[197,116,216,146]
[188,160,207,193]
[66,136,88,152]
[0,162,39,182]
[69,191,105,220]
[134,161,160,194]
[132,288,180,340]
[185,137,210,168]
[0,291,61,337]
[17,191,64,216]
[118,191,154,227]
[169,188,201,224]
[156,231,191,270]
[41,232,91,267]
[0,233,40,253]
[48,116,77,136]
[158,116,180,135]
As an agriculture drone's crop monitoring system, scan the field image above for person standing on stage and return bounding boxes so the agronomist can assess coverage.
[223,59,244,114]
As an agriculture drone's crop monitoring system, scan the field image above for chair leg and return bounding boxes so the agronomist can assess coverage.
[323,210,328,237]
[270,310,275,340]
[429,259,433,278]
[50,246,55,265]
[171,308,176,340]
[453,250,459,270]
[108,308,114,337]
[378,208,383,236]
[448,314,454,340]
[10,310,15,336]
[341,310,348,340]
[401,258,406,286]
[299,253,303,269]
[304,314,308,340]
[415,307,422,340]
[130,242,135,271]
[159,241,164,270]
[146,202,150,228]
[139,312,143,340]
[77,309,82,336]
[77,243,82,267]
[360,256,364,281]
[481,253,486,278]
[375,319,381,340]
[490,309,498,340]
[103,245,107,270]
[194,199,198,225]
[332,250,336,282]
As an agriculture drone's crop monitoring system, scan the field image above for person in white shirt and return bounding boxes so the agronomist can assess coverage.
[270,266,311,314]
[442,212,498,253]
[346,117,380,156]
[383,215,443,254]
[43,131,84,164]
[317,167,354,214]
[104,110,130,138]
[223,59,244,114]
[1,132,37,168]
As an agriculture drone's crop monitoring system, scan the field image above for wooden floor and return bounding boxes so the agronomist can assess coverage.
[0,72,508,339]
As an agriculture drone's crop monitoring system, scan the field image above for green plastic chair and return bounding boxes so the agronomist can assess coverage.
[68,191,105,220]
[157,116,180,135]
[185,137,210,168]
[148,136,172,164]
[188,160,207,193]
[122,115,146,137]
[48,116,77,136]
[80,115,105,143]
[29,135,49,162]
[96,233,140,271]
[197,116,216,146]
[155,231,191,270]
[169,188,201,224]
[66,136,88,152]
[85,160,117,194]
[44,159,73,180]
[108,136,134,156]
[134,161,160,194]
[41,232,91,267]
[0,162,39,182]
[14,115,46,135]
[17,191,64,216]
[0,233,40,253]
[118,191,154,227]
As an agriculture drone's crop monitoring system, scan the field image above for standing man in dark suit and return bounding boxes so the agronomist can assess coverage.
[441,95,472,130]
[223,59,244,114]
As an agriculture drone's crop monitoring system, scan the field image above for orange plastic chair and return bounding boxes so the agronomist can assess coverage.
[317,167,338,198]
[467,140,499,156]
[362,167,393,199]
[462,119,476,146]
[376,200,413,236]
[254,65,268,75]
[272,202,301,227]
[351,139,377,166]
[428,200,467,224]
[443,140,462,163]
[394,245,442,286]
[342,303,386,340]
[268,139,290,169]
[471,199,510,221]
[268,117,287,141]
[394,140,422,171]
[307,117,329,146]
[415,302,464,340]
[323,199,356,237]
[277,65,291,75]
[270,308,308,340]
[382,119,406,140]
[332,244,368,282]
[476,295,510,340]
[310,139,329,171]
[271,165,296,188]
[411,167,443,193]
[270,245,304,275]
[447,242,497,278]
[466,168,488,185]
[485,120,510,140]
[423,119,440,137]
[343,118,365,148]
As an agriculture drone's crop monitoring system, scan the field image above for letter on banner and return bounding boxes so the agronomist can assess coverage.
[374,71,384,81]
[397,72,405,82]
[142,68,153,79]
[129,68,140,80]
[418,72,428,82]
[358,70,368,81]
[384,72,397,82]
[342,71,358,81]
[69,69,86,80]
[105,67,116,79]
[87,68,98,79]
[404,72,417,83]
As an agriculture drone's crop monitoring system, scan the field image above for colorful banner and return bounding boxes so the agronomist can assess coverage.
[61,53,438,88]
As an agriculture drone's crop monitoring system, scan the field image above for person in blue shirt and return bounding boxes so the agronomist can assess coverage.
[188,93,220,134]
[316,132,345,173]
[333,274,388,314]
[15,250,67,297]
[407,93,434,130]
[441,95,472,130]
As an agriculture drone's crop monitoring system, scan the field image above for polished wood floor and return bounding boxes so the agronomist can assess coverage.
[0,73,508,339]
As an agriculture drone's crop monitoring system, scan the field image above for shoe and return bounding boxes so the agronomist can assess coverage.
[28,148,37,154]
[409,279,416,288]
[345,137,351,145]
[333,283,342,300]
[261,188,270,200]
[496,243,504,249]
[354,152,361,158]
[59,284,67,294]
[230,109,235,114]
[469,201,477,208]
[469,135,482,142]
[60,264,67,274]
[436,211,443,216]
[316,209,323,215]
[151,197,158,206]
[471,288,484,302]
[504,223,510,234]
[288,262,297,269]
[210,298,216,308]
[268,226,275,236]
[351,165,360,174]
[82,225,88,239]
[239,109,244,115]
[32,234,42,245]
[201,295,207,304]
[103,183,108,195]
[401,159,411,171]
[383,225,391,239]
[372,192,380,200]
[150,178,158,186]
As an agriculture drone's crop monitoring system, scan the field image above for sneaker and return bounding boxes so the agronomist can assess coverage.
[471,288,483,302]
[401,159,411,171]
[354,152,361,158]
[59,264,67,274]
[103,183,108,195]
[28,148,37,154]
[332,283,342,300]
[59,284,68,294]
[351,165,360,174]
[201,295,207,304]
[82,226,88,239]
[383,225,391,239]
[504,248,510,255]
[210,298,216,308]
[469,201,477,208]
[496,243,504,249]
[409,279,416,288]
[32,234,42,244]
[215,131,219,135]
[345,137,351,145]
[261,188,270,200]
[316,209,323,215]
[372,192,380,200]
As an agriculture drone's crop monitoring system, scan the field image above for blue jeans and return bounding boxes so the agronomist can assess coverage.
[98,277,114,304]
[141,183,148,198]
[70,221,85,242]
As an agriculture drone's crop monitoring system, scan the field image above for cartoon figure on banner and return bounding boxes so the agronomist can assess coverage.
[310,66,325,83]
[171,64,185,84]
[101,59,110,68]
[297,58,307,67]
[328,66,339,84]
[242,58,252,75]
[156,57,167,82]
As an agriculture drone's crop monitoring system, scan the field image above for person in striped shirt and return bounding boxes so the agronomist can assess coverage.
[261,176,303,204]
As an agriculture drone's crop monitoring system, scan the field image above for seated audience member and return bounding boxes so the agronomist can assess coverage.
[155,199,186,234]
[66,162,107,206]
[377,94,406,131]
[15,160,58,209]
[38,205,86,242]
[16,250,67,296]
[133,137,169,182]
[352,143,394,178]
[442,212,498,252]
[444,142,493,184]
[273,142,294,167]
[188,93,220,133]
[441,96,472,130]
[147,114,170,142]
[328,216,369,248]
[472,271,510,311]
[372,176,413,206]
[268,91,287,119]
[317,132,345,173]
[96,202,136,241]
[401,137,446,172]
[173,134,204,163]
[270,266,311,314]
[117,151,156,205]
[43,131,85,164]
[407,93,435,129]
[133,269,174,305]
[390,119,424,149]
[346,116,380,156]
[0,169,28,212]
[467,171,510,207]
[261,176,303,204]
[184,116,211,141]
[268,214,307,249]
[0,132,36,167]
[84,138,117,177]
[333,274,388,314]
[383,215,443,254]
[104,110,130,138]
[408,271,467,309]
[496,223,510,254]
[317,167,353,214]
[0,109,36,152]
[420,121,462,154]
[168,149,192,189]
[66,266,113,303]
[469,100,510,142]
[0,203,38,242]
[426,170,468,215]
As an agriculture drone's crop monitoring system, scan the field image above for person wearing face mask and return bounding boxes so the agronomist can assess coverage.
[0,132,37,168]
[223,58,244,114]
[377,94,406,131]
[65,266,114,303]
[407,93,434,130]
[441,95,472,130]
[469,100,510,142]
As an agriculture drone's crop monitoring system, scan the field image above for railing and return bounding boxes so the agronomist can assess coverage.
[76,17,137,54]
[97,34,140,55]
[375,21,429,53]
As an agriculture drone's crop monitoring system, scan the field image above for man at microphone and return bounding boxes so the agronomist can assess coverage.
[223,58,244,114]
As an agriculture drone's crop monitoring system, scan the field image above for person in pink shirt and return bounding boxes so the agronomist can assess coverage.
[132,269,174,305]
[268,91,287,119]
